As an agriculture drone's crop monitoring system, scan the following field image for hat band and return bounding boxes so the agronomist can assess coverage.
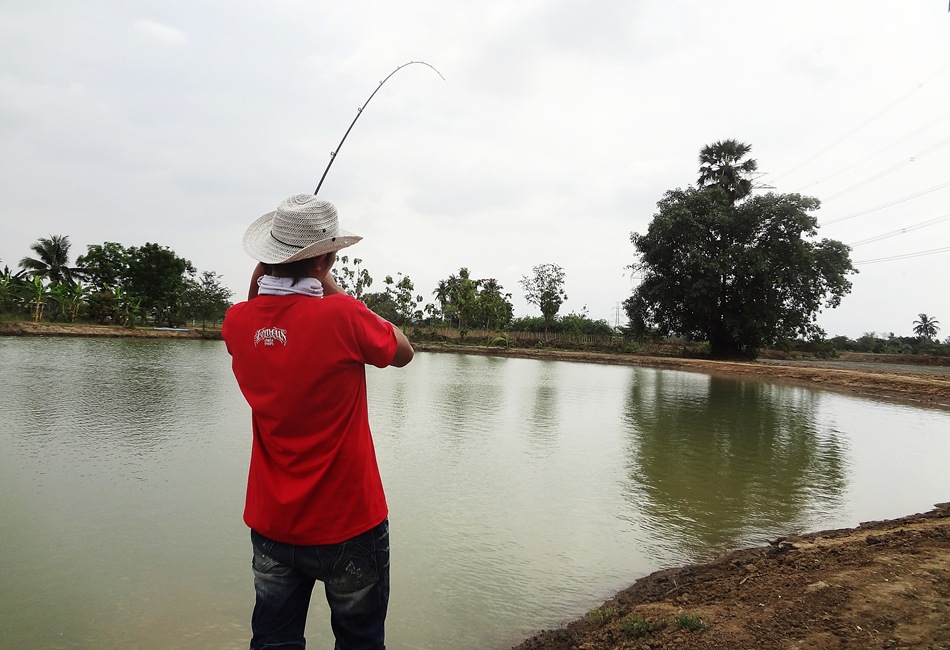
[270,231,305,250]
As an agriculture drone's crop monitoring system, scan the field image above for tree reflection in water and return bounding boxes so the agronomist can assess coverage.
[621,368,848,564]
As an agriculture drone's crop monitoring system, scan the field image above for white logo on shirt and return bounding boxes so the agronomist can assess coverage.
[254,327,288,347]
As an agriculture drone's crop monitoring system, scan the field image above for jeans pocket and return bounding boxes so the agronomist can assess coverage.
[329,539,379,593]
[251,533,282,574]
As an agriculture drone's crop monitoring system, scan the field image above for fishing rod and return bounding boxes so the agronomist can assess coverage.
[314,60,445,195]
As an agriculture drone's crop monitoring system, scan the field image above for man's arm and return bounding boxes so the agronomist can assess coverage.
[317,252,412,366]
[390,326,414,368]
[247,263,266,300]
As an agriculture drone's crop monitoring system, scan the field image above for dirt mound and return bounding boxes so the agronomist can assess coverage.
[512,504,950,650]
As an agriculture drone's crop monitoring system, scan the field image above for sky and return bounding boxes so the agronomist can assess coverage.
[1,0,948,339]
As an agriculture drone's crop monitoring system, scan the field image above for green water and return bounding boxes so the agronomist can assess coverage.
[1,337,947,649]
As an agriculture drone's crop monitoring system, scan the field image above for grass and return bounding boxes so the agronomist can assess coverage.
[620,614,655,638]
[674,613,707,632]
[585,605,618,627]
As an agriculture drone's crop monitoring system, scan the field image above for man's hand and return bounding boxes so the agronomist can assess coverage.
[314,252,346,295]
[321,273,346,296]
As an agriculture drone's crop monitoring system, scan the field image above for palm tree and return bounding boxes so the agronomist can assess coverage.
[697,139,759,203]
[19,235,80,284]
[432,278,451,315]
[912,313,940,341]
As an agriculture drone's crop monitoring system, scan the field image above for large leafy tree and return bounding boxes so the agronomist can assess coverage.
[912,313,940,341]
[520,263,568,334]
[697,139,758,203]
[627,184,855,359]
[183,271,234,330]
[76,242,130,292]
[124,242,196,326]
[19,235,81,284]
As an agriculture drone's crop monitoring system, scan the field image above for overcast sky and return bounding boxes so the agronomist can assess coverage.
[2,1,948,339]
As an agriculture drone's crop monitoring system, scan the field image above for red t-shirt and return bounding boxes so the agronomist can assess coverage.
[222,293,398,545]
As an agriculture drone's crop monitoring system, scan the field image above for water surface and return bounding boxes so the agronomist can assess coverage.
[1,337,947,649]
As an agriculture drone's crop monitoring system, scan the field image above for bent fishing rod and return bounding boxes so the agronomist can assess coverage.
[314,60,445,195]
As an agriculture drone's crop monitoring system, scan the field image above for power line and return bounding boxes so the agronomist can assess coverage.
[820,135,950,202]
[854,246,950,265]
[792,111,950,194]
[850,212,950,247]
[771,60,950,185]
[771,88,922,184]
[820,179,950,225]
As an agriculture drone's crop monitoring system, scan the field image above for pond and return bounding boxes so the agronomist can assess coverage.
[1,337,947,649]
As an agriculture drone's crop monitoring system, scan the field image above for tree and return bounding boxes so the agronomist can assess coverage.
[912,313,940,341]
[473,278,513,330]
[362,291,400,324]
[50,281,89,322]
[627,184,856,359]
[520,263,568,335]
[123,243,195,326]
[183,271,234,330]
[381,272,423,326]
[697,139,758,203]
[430,269,514,331]
[335,255,373,300]
[0,266,27,315]
[25,276,50,322]
[432,268,479,330]
[76,242,130,292]
[19,235,81,284]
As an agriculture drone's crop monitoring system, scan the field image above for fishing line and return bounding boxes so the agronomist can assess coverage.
[314,61,446,196]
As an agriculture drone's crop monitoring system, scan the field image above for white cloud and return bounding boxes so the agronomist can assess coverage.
[133,18,186,46]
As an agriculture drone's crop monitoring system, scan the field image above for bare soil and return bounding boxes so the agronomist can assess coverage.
[6,323,950,648]
[511,504,950,650]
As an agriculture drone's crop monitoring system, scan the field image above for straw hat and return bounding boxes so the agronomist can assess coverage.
[243,194,362,264]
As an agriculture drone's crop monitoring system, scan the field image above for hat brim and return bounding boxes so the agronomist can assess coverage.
[242,210,362,264]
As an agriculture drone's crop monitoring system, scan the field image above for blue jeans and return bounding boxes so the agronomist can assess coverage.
[249,519,390,650]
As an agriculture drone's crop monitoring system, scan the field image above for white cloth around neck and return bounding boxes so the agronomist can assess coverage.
[257,275,324,297]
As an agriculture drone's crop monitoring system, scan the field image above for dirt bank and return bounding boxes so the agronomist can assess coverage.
[0,321,206,339]
[414,343,950,410]
[511,504,950,650]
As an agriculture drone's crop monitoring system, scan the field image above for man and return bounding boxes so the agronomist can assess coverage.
[223,193,414,649]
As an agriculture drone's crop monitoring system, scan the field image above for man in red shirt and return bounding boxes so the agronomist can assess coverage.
[223,194,413,649]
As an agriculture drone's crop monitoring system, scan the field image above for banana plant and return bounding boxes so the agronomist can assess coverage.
[26,276,50,323]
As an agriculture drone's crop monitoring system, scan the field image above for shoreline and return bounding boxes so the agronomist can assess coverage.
[413,342,950,410]
[3,321,949,408]
[510,503,950,650]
